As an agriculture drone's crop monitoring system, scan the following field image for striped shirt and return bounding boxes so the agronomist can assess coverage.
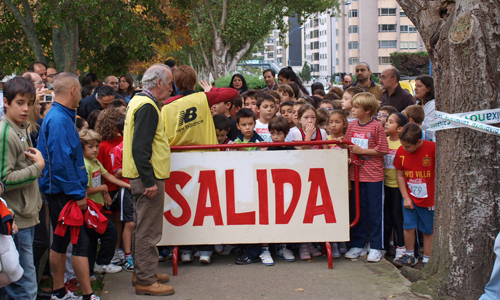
[345,119,389,182]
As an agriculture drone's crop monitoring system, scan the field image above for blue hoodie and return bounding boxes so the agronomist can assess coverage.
[37,102,88,200]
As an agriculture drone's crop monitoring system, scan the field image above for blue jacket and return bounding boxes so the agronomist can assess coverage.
[37,102,88,200]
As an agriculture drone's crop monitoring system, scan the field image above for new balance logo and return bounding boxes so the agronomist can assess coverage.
[178,107,198,126]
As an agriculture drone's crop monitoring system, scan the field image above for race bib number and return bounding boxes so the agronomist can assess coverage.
[408,182,428,198]
[351,137,368,149]
[92,170,101,188]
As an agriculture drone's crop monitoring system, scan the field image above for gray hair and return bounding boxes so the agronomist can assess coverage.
[141,64,171,90]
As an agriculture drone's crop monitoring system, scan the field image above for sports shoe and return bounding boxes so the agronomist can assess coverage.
[123,256,134,272]
[214,244,224,253]
[344,247,364,259]
[235,254,260,265]
[111,249,125,265]
[394,247,406,261]
[64,278,79,292]
[158,248,172,262]
[193,250,200,258]
[393,254,417,267]
[89,295,100,300]
[181,252,193,263]
[135,282,175,296]
[199,251,213,264]
[307,243,322,257]
[299,244,311,260]
[331,243,341,258]
[94,263,123,274]
[277,245,295,261]
[367,249,383,262]
[51,291,82,300]
[338,242,348,254]
[259,250,274,266]
[361,243,370,257]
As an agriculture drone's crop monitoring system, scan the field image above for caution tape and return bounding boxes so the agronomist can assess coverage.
[425,108,500,132]
[432,111,500,136]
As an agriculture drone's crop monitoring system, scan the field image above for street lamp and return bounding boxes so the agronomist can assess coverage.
[287,26,303,66]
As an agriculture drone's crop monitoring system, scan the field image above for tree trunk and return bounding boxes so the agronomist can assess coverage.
[397,0,500,299]
[52,21,79,73]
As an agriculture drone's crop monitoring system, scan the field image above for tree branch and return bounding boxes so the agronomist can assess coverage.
[227,41,251,71]
[203,0,219,37]
[220,0,227,29]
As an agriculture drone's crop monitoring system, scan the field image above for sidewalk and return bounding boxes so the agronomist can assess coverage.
[100,253,425,300]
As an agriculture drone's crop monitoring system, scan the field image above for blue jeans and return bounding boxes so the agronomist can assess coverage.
[479,231,500,300]
[0,227,37,300]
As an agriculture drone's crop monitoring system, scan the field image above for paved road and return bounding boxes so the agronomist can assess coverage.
[100,253,426,300]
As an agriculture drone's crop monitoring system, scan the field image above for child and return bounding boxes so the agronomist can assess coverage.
[276,84,294,103]
[280,100,295,130]
[229,95,242,120]
[327,110,348,150]
[343,92,389,262]
[211,96,241,141]
[265,90,282,114]
[313,89,325,99]
[341,87,363,122]
[255,93,277,142]
[402,104,425,125]
[393,123,435,268]
[0,76,45,299]
[289,103,328,150]
[319,100,335,112]
[267,116,296,151]
[241,89,259,119]
[213,114,232,145]
[233,108,264,151]
[316,108,330,134]
[377,105,398,127]
[383,112,409,262]
[79,129,130,275]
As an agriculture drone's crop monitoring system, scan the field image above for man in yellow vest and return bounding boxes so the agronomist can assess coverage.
[122,64,174,296]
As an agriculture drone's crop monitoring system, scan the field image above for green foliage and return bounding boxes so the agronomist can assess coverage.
[390,51,429,76]
[215,74,266,90]
[299,63,312,82]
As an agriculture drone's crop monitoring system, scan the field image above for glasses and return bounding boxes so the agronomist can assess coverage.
[376,113,388,118]
[379,75,394,80]
[324,107,334,111]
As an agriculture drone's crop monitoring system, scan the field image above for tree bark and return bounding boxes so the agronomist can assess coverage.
[397,0,500,299]
[52,21,79,73]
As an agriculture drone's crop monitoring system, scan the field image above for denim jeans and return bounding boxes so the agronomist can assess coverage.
[0,227,37,300]
[479,231,500,300]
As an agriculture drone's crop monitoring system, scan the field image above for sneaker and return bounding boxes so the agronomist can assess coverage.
[51,291,82,300]
[64,278,79,292]
[361,243,370,257]
[235,254,260,265]
[158,248,172,262]
[181,252,193,263]
[277,245,295,262]
[123,256,134,272]
[199,251,213,264]
[394,247,406,261]
[214,244,224,253]
[367,249,383,262]
[299,244,311,260]
[221,245,235,256]
[111,249,125,265]
[344,247,364,259]
[338,242,348,254]
[331,243,341,258]
[89,295,100,300]
[94,263,122,274]
[259,250,274,266]
[393,254,417,267]
[307,243,322,257]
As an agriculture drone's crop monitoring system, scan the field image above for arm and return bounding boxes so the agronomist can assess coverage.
[87,184,107,196]
[397,169,414,209]
[301,124,316,150]
[102,172,130,189]
[114,169,123,178]
[132,104,158,188]
[205,88,239,106]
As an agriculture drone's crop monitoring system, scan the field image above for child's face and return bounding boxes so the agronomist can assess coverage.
[351,105,369,119]
[300,109,317,129]
[236,117,255,139]
[384,114,401,135]
[273,97,282,113]
[319,103,334,112]
[377,110,389,126]
[341,92,353,111]
[216,129,228,144]
[244,97,259,118]
[278,91,290,102]
[270,130,286,143]
[280,105,294,126]
[83,141,99,160]
[257,100,276,122]
[293,104,302,126]
[4,94,34,127]
[329,113,347,135]
[401,140,421,153]
[318,122,327,131]
[211,102,230,116]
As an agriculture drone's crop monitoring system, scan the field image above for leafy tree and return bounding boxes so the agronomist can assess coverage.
[171,0,340,80]
[215,74,266,90]
[299,63,312,82]
[396,0,500,298]
[389,51,429,76]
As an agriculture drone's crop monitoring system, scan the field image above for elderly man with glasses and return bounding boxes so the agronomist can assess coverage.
[379,67,415,112]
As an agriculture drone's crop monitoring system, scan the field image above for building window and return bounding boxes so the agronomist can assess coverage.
[348,25,359,34]
[400,25,418,33]
[336,43,339,50]
[312,30,319,38]
[348,41,359,49]
[348,10,358,18]
[400,10,406,17]
[379,57,391,65]
[378,24,397,32]
[378,8,397,16]
[349,57,359,65]
[313,18,319,27]
[336,58,340,65]
[313,53,320,60]
[400,41,418,49]
[379,40,397,48]
[310,41,320,49]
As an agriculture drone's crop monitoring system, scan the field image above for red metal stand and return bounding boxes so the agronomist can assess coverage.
[172,246,178,276]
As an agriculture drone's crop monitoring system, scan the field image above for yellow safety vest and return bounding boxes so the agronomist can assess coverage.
[161,92,218,151]
[123,94,170,179]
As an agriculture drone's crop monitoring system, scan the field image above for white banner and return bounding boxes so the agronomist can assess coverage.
[425,108,500,132]
[433,111,500,136]
[158,149,350,245]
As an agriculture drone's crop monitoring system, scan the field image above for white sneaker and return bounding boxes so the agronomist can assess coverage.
[214,244,224,253]
[181,252,193,263]
[344,247,364,259]
[277,245,295,261]
[51,291,82,300]
[94,263,122,274]
[360,242,370,257]
[367,249,383,262]
[331,243,341,258]
[394,247,406,261]
[90,295,100,300]
[338,242,348,254]
[221,245,235,255]
[259,250,274,266]
[199,251,213,264]
[111,249,125,265]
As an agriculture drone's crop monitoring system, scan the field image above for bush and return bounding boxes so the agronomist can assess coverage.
[390,51,429,76]
[215,74,267,90]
